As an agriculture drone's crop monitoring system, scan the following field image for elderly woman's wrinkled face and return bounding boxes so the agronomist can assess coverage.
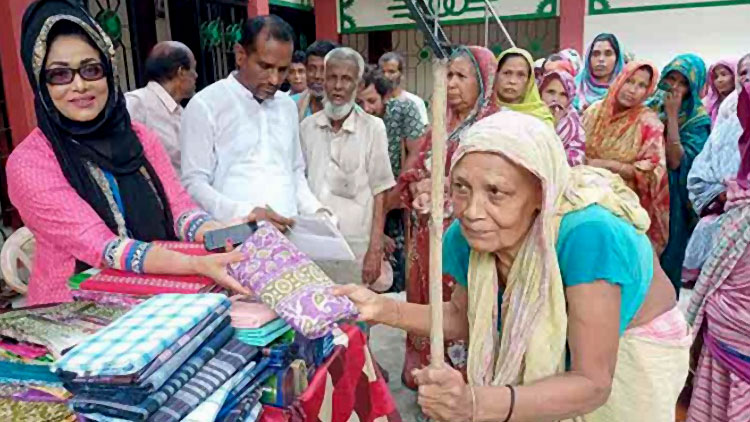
[45,34,108,122]
[739,58,750,89]
[447,55,480,117]
[451,152,542,254]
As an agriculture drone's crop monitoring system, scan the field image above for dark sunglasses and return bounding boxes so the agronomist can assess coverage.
[44,62,106,85]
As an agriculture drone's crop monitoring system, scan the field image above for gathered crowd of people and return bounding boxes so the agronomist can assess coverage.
[7,0,750,420]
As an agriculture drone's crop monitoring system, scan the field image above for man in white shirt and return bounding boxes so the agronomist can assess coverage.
[300,48,396,287]
[126,41,196,172]
[180,15,323,223]
[379,51,429,125]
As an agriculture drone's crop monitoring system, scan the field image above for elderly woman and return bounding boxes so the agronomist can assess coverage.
[7,0,289,305]
[398,45,496,389]
[583,61,670,254]
[335,110,689,421]
[493,48,554,127]
[574,33,626,111]
[703,58,738,126]
[540,70,586,166]
[685,84,750,421]
[646,54,711,292]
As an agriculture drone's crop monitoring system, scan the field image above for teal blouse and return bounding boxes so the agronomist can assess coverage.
[443,205,654,335]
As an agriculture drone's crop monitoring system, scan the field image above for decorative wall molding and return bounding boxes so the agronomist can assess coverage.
[589,0,750,15]
[338,0,557,34]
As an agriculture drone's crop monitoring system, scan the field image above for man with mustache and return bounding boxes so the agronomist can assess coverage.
[300,48,396,288]
[292,40,339,122]
[179,15,325,223]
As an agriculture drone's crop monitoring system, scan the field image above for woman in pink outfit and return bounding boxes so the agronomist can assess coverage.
[9,0,287,305]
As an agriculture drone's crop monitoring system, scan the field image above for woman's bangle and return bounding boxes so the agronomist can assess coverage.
[469,385,477,422]
[503,385,515,422]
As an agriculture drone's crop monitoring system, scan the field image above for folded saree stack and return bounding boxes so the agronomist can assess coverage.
[0,301,132,420]
[54,294,277,422]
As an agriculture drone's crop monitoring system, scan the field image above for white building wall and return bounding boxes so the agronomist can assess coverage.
[584,5,750,70]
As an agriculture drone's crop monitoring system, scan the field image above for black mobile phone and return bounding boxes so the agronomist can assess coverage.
[203,222,258,252]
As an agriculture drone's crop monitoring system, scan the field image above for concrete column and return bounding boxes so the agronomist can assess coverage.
[248,0,270,17]
[559,0,586,54]
[0,0,37,146]
[314,0,339,42]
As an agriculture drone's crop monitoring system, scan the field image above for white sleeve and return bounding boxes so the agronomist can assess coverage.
[179,97,246,222]
[408,92,429,125]
[292,114,324,216]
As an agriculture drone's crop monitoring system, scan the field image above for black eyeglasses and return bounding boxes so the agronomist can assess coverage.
[44,62,106,85]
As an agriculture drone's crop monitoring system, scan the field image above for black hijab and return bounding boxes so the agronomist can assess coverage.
[21,0,177,242]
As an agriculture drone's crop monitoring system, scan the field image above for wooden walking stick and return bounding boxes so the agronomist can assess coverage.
[428,58,449,368]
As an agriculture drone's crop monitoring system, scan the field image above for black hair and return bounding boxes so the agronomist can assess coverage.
[362,65,394,97]
[498,52,529,75]
[305,40,339,62]
[378,51,405,72]
[591,33,621,61]
[145,44,192,83]
[292,50,307,64]
[238,15,294,53]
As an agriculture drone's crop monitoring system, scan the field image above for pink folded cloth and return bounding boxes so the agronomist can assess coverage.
[229,295,279,329]
[0,340,49,359]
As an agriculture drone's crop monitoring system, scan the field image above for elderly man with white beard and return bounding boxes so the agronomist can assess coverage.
[300,47,396,288]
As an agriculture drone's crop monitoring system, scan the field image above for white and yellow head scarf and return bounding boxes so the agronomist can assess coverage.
[451,110,650,387]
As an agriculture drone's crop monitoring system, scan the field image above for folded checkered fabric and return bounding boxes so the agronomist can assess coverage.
[228,223,358,339]
[55,294,229,377]
[71,324,234,421]
[149,339,258,422]
[181,359,259,422]
[65,312,230,399]
[68,315,231,408]
[217,364,273,421]
[136,299,230,383]
[223,389,263,422]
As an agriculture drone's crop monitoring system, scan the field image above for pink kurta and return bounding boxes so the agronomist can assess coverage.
[7,122,199,305]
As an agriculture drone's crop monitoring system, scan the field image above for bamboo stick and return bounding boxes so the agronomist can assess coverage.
[429,58,448,368]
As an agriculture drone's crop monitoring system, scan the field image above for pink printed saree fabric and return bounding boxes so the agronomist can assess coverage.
[228,223,358,339]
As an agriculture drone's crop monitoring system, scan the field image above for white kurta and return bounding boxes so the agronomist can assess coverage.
[180,73,323,222]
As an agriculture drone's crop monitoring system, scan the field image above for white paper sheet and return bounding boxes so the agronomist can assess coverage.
[285,214,355,261]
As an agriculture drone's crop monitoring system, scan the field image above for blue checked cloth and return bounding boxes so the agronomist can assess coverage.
[149,339,258,422]
[72,324,235,421]
[54,294,230,377]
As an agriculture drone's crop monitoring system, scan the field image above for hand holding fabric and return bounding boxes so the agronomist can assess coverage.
[191,247,249,295]
[331,284,390,324]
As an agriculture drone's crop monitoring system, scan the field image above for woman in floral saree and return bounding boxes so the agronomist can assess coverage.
[583,61,670,254]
